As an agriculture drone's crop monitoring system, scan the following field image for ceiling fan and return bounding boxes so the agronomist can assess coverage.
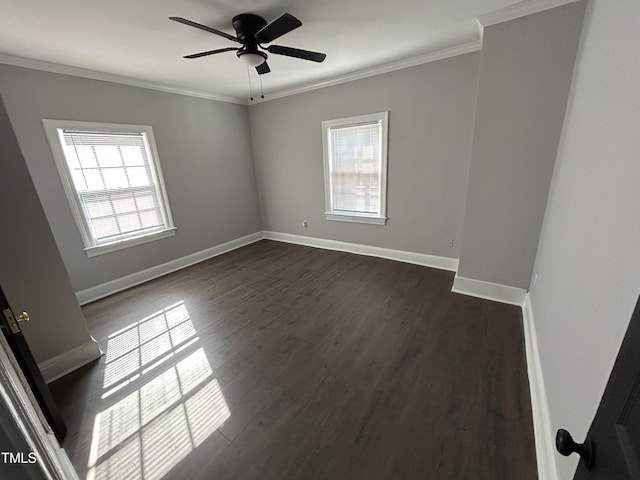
[169,13,327,75]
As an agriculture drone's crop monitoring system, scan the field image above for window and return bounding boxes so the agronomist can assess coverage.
[43,120,175,257]
[322,111,389,225]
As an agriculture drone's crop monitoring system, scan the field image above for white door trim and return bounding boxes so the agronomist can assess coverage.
[0,332,78,479]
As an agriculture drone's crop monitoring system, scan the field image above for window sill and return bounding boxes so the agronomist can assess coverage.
[84,228,177,258]
[325,213,387,225]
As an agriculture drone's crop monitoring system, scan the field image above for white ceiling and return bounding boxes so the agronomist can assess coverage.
[0,0,528,101]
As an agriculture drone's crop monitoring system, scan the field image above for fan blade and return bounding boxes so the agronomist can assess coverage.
[169,17,239,43]
[256,61,271,75]
[255,13,302,43]
[267,45,326,62]
[184,47,238,59]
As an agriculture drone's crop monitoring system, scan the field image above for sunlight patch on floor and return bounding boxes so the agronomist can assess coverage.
[86,302,230,480]
[103,302,196,391]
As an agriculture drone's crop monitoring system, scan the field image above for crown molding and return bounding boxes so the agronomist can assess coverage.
[0,39,482,107]
[0,53,245,105]
[0,2,580,107]
[475,18,485,42]
[252,41,482,104]
[477,0,582,28]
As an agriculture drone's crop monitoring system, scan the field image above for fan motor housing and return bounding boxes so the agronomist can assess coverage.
[232,14,267,44]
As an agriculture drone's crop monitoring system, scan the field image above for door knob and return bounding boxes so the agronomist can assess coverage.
[17,311,30,322]
[556,428,595,469]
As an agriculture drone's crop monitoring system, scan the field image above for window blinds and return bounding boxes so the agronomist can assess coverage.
[61,130,168,245]
[328,121,382,215]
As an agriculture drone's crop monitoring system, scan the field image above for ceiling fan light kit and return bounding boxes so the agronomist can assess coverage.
[237,50,266,67]
[170,12,327,85]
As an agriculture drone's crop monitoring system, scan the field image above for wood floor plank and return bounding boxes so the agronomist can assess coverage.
[50,240,537,480]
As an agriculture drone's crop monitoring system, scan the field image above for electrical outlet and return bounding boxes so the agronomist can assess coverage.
[302,220,308,228]
[446,238,454,248]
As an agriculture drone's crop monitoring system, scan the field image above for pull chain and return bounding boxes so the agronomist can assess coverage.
[259,74,265,99]
[246,67,254,101]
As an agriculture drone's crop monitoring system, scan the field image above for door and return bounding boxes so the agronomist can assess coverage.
[0,286,67,441]
[559,294,640,479]
[0,313,78,479]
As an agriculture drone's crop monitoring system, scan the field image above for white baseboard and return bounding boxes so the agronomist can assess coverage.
[522,293,559,480]
[451,274,527,306]
[38,338,102,384]
[263,231,459,272]
[76,231,264,305]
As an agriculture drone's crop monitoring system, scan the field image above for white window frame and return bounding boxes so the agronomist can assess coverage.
[321,111,389,225]
[43,120,176,257]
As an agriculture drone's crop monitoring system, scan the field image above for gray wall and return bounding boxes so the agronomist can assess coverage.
[457,2,586,289]
[528,1,640,477]
[249,53,480,258]
[0,65,262,292]
[0,95,95,363]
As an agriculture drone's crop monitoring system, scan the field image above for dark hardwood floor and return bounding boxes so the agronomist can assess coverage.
[50,240,537,480]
